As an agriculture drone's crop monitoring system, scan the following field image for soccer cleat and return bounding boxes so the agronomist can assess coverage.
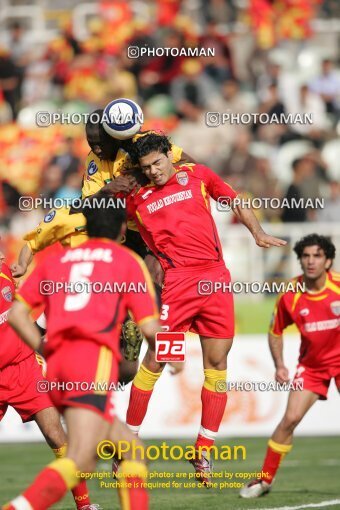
[189,450,213,488]
[239,479,272,498]
[79,505,102,510]
[122,319,144,361]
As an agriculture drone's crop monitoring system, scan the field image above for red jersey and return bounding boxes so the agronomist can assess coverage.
[17,239,159,359]
[270,271,340,369]
[127,163,238,271]
[0,264,32,369]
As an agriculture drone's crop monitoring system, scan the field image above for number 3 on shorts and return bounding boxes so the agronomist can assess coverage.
[160,304,169,320]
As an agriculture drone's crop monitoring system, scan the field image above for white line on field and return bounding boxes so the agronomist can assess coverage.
[246,499,340,510]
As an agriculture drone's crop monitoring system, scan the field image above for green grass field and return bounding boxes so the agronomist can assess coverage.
[1,438,339,509]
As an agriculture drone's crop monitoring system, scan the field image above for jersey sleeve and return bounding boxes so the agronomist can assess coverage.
[125,252,159,326]
[269,293,293,336]
[126,194,158,256]
[171,144,183,163]
[24,210,61,253]
[81,153,105,198]
[16,263,46,311]
[23,208,78,253]
[197,164,238,202]
[0,264,15,316]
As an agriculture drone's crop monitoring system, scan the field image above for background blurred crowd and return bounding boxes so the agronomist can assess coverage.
[0,0,340,245]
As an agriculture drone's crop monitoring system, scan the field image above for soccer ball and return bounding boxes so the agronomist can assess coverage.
[102,98,144,140]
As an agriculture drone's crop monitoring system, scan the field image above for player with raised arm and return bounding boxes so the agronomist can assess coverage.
[121,133,286,486]
[3,197,161,510]
[0,242,96,510]
[240,234,340,498]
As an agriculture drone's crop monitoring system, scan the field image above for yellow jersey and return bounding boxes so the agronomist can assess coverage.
[24,207,88,253]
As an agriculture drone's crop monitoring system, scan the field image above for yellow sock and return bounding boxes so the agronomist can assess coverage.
[203,368,227,392]
[133,364,162,391]
[52,443,67,459]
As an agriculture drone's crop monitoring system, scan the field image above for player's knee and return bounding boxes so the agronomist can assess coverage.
[204,359,227,371]
[68,451,97,473]
[281,411,303,431]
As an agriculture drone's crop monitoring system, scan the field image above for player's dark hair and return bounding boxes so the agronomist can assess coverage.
[129,133,172,165]
[294,234,336,261]
[82,194,126,241]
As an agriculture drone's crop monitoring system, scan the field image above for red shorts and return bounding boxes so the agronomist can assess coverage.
[160,262,234,338]
[0,352,53,423]
[47,340,118,423]
[293,364,340,400]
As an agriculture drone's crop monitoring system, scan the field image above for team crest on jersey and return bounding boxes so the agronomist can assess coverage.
[299,308,309,317]
[44,210,56,223]
[330,301,340,316]
[2,286,12,302]
[87,160,98,176]
[176,171,188,186]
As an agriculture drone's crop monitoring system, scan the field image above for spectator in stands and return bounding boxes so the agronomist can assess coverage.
[0,47,20,118]
[317,181,340,222]
[171,59,218,121]
[49,137,80,176]
[54,171,82,204]
[139,29,185,100]
[254,82,288,144]
[281,155,325,223]
[199,20,234,84]
[219,130,257,188]
[40,164,63,205]
[288,84,329,140]
[309,59,340,116]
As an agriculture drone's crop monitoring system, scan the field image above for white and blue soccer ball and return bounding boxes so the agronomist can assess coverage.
[102,98,144,140]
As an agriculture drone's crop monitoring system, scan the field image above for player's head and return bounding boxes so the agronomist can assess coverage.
[130,133,174,186]
[85,109,122,161]
[82,195,127,242]
[294,234,336,279]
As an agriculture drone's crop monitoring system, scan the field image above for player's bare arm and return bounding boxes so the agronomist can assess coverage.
[144,253,164,287]
[10,243,33,277]
[232,198,286,248]
[8,300,41,351]
[268,332,290,384]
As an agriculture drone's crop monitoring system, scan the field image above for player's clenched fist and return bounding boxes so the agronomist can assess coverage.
[275,366,290,384]
[10,263,27,277]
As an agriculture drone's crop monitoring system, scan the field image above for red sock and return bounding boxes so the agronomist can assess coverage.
[195,387,227,450]
[23,467,68,510]
[72,481,90,509]
[118,476,148,510]
[261,441,292,483]
[126,385,153,432]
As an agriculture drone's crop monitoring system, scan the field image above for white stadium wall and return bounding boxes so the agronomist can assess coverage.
[1,334,339,442]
